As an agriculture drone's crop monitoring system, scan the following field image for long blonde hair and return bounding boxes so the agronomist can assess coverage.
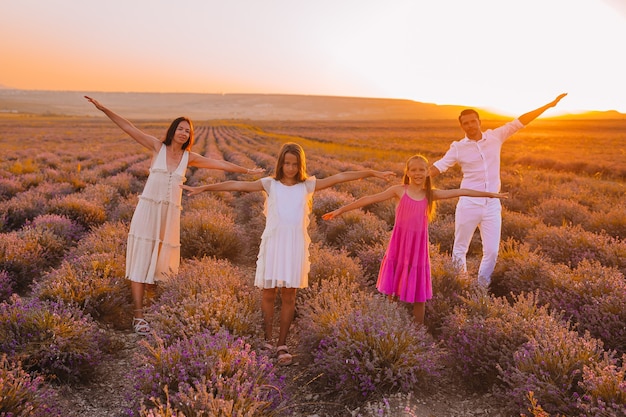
[402,154,436,220]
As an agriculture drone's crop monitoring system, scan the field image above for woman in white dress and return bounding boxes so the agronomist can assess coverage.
[182,142,395,365]
[85,96,263,335]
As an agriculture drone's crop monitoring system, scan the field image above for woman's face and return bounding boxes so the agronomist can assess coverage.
[172,121,191,146]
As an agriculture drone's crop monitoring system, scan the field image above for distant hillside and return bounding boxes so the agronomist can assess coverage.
[0,90,503,120]
[550,110,626,120]
[0,89,623,121]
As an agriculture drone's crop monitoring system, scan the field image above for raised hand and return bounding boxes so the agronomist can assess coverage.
[550,93,568,107]
[84,96,106,111]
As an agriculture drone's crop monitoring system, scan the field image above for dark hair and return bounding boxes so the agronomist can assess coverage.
[458,109,480,122]
[163,117,194,151]
[402,154,436,220]
[274,142,307,183]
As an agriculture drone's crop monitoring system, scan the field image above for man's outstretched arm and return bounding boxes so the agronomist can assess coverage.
[518,93,567,125]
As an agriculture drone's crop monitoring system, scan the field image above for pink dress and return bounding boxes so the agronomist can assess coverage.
[376,188,432,303]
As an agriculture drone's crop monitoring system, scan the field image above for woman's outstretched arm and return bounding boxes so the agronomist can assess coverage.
[84,96,160,152]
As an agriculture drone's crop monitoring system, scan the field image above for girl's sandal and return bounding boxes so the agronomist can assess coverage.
[276,345,293,366]
[133,318,151,336]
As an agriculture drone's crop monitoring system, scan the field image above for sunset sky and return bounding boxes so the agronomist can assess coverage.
[2,0,625,116]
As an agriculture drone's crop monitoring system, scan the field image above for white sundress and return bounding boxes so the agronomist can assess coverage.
[255,176,316,289]
[125,144,189,284]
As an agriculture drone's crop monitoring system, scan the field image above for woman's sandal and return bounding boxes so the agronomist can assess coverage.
[132,317,151,336]
[276,345,293,366]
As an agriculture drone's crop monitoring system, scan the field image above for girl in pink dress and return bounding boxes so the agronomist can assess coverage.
[323,155,508,324]
[182,142,395,365]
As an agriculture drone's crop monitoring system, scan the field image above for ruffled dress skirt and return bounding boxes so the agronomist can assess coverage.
[255,177,315,289]
[125,145,188,284]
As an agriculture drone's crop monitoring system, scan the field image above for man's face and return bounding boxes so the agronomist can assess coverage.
[459,113,482,139]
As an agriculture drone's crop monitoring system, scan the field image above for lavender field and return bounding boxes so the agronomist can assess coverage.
[1,114,625,416]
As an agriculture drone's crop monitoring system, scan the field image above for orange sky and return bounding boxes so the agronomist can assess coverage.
[2,0,625,115]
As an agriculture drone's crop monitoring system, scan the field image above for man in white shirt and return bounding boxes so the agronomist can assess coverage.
[429,93,567,287]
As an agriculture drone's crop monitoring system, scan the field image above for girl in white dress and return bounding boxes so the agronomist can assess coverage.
[85,96,262,336]
[182,142,395,365]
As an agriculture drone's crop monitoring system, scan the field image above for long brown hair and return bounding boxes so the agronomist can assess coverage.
[274,142,308,183]
[163,117,194,151]
[403,154,436,220]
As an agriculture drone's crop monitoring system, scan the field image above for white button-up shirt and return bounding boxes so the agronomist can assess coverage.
[432,119,524,204]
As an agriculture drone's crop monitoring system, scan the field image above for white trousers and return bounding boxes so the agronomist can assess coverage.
[452,198,502,282]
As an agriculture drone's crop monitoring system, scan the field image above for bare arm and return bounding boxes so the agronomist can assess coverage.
[322,185,402,220]
[315,170,396,191]
[188,152,264,174]
[84,96,160,152]
[518,93,567,126]
[432,188,509,201]
[180,180,264,196]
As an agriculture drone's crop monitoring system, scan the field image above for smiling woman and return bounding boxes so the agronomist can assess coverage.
[83,96,262,335]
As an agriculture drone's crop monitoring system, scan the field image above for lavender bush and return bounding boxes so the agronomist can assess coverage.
[490,239,569,298]
[0,189,49,230]
[297,275,372,353]
[322,210,390,256]
[48,194,108,229]
[576,353,626,417]
[32,252,131,329]
[497,325,605,416]
[0,354,61,416]
[441,292,565,391]
[546,260,626,353]
[0,295,106,383]
[426,248,473,336]
[148,257,260,344]
[180,208,245,261]
[26,213,86,246]
[526,223,626,275]
[307,242,363,288]
[0,270,14,303]
[312,295,443,402]
[134,330,284,415]
[0,227,65,292]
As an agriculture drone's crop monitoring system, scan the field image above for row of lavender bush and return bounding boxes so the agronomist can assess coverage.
[0,119,625,416]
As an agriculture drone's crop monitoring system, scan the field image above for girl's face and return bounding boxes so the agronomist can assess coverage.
[172,121,191,146]
[281,152,300,181]
[406,159,428,187]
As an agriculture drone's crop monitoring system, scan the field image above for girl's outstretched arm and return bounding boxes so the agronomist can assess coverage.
[315,170,396,191]
[181,179,264,196]
[84,96,160,152]
[433,189,509,201]
[322,185,402,220]
[188,152,265,174]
